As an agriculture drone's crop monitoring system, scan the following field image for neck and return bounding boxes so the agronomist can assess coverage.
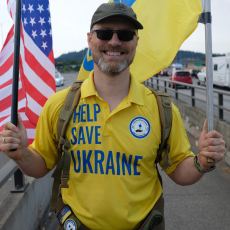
[93,66,130,112]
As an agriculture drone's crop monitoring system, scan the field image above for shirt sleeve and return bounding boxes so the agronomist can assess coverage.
[29,88,69,169]
[160,103,195,174]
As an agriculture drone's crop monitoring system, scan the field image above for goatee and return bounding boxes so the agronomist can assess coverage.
[93,46,134,77]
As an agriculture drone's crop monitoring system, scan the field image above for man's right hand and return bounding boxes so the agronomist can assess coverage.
[0,113,28,161]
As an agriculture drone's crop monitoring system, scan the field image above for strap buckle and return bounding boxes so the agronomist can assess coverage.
[60,178,69,188]
[162,100,171,108]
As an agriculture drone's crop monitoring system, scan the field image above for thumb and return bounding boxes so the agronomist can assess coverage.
[17,113,26,131]
[198,119,207,153]
[202,119,207,135]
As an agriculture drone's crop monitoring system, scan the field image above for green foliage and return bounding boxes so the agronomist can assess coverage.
[63,66,71,72]
[55,48,87,63]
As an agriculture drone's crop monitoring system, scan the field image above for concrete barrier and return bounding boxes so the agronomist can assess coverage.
[0,171,53,230]
[0,99,229,230]
[171,98,230,150]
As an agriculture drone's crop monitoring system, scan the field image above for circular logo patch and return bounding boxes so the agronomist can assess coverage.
[129,117,151,139]
[64,219,77,230]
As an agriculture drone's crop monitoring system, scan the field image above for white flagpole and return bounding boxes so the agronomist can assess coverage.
[204,0,215,163]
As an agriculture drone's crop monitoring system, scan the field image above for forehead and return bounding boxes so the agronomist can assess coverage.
[92,16,136,30]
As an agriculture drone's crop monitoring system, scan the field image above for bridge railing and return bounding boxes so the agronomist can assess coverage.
[143,76,230,122]
[0,159,29,193]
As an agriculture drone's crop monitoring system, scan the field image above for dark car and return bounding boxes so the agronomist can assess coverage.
[169,71,193,88]
[160,69,170,76]
[191,69,200,78]
[153,71,161,77]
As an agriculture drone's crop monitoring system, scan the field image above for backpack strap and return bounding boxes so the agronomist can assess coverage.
[50,80,84,212]
[149,89,172,171]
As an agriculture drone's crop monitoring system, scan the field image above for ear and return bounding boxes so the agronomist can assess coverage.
[135,36,139,48]
[87,32,92,49]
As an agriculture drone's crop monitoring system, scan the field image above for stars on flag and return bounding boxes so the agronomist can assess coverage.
[21,2,53,56]
[32,30,38,39]
[30,17,36,26]
[40,29,47,38]
[38,17,46,26]
[28,4,34,13]
[41,42,48,50]
[23,18,28,26]
[37,5,44,13]
[22,4,26,13]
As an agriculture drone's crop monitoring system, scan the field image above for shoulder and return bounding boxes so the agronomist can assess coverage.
[143,86,179,115]
[44,87,71,112]
[40,86,71,126]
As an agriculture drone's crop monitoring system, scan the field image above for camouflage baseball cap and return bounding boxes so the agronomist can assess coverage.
[90,2,143,30]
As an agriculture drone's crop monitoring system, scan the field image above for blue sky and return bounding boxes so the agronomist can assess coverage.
[0,0,229,58]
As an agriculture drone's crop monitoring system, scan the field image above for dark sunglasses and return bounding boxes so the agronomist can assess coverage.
[91,29,137,41]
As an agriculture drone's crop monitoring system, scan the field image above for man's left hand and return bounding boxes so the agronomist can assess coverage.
[198,120,226,169]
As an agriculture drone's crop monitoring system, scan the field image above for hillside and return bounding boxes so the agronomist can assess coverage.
[55,49,225,63]
[55,48,88,63]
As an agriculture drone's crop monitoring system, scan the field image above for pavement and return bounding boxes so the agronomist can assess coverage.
[43,130,230,230]
[1,72,230,229]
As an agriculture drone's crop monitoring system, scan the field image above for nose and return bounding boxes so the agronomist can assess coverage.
[108,32,122,46]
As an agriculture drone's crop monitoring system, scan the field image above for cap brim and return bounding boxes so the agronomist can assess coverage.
[91,14,143,30]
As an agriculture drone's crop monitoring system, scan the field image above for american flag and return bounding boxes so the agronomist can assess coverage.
[0,0,56,145]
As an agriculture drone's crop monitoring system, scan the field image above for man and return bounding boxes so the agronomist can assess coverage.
[0,2,226,230]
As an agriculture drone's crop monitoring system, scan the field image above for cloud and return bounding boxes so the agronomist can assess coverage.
[0,0,229,57]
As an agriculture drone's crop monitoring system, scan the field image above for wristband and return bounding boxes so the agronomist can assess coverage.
[194,156,216,173]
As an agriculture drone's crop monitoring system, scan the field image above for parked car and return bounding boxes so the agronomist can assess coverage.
[169,71,193,88]
[153,71,161,77]
[160,69,170,76]
[55,72,64,86]
[191,69,200,78]
[197,67,206,85]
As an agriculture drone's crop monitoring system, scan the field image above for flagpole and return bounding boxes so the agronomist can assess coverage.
[10,0,29,192]
[11,0,21,127]
[204,0,215,163]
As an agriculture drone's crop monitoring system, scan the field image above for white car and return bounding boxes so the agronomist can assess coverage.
[197,67,206,85]
[55,72,64,87]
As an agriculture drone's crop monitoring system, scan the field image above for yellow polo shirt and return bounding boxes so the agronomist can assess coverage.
[29,71,194,230]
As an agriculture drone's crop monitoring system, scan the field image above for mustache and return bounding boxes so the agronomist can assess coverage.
[99,46,129,53]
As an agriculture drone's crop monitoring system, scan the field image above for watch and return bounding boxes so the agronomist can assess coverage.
[194,156,216,173]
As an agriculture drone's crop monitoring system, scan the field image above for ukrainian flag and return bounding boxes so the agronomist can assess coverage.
[78,0,203,83]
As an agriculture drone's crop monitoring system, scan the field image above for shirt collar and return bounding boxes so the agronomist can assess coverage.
[81,70,145,106]
[81,70,97,98]
[128,74,145,105]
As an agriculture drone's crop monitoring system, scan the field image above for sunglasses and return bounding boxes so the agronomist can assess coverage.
[91,29,137,41]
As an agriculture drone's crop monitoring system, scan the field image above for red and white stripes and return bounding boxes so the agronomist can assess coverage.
[0,0,56,146]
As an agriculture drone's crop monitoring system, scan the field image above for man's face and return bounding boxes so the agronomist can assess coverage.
[87,17,139,77]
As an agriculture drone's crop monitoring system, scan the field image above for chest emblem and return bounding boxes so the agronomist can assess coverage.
[129,117,151,139]
[64,219,76,230]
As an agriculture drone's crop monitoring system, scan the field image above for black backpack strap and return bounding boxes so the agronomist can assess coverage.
[50,80,84,212]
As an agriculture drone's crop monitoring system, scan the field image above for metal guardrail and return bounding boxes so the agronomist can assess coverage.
[144,76,230,122]
[0,76,229,194]
[0,159,29,192]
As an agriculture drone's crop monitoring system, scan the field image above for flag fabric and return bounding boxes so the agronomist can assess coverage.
[78,0,203,83]
[0,0,56,146]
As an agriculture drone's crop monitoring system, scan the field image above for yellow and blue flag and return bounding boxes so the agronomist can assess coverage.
[78,0,203,83]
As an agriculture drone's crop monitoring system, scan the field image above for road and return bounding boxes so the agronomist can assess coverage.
[1,72,230,229]
[0,72,78,204]
[44,73,230,230]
